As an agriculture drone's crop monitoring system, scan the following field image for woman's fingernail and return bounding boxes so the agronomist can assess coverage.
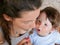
[25,37,29,40]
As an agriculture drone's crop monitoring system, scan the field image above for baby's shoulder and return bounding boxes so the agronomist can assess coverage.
[52,30,60,37]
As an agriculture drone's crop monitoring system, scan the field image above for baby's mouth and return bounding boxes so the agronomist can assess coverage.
[37,29,40,31]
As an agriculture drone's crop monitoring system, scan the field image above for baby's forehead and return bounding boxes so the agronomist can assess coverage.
[40,12,47,18]
[38,16,47,22]
[37,17,50,23]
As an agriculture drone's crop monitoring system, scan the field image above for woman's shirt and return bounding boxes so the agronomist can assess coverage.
[11,31,29,45]
[0,27,30,45]
[30,29,60,45]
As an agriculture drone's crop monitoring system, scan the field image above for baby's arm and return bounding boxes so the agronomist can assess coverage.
[55,32,60,45]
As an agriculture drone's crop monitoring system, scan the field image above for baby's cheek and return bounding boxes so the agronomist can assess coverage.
[46,26,52,32]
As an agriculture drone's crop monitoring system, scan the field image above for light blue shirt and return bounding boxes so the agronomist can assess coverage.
[30,29,60,45]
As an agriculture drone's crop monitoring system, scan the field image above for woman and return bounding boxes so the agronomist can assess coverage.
[0,0,42,45]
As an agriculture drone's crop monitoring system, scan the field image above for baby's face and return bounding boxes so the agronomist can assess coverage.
[36,12,53,36]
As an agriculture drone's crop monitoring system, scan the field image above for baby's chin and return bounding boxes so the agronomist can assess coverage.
[36,29,51,37]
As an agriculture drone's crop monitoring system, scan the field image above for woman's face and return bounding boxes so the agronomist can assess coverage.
[36,12,53,36]
[12,8,40,31]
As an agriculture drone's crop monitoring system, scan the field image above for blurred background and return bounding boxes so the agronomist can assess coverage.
[41,0,60,12]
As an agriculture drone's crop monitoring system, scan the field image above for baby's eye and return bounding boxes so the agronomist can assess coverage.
[45,24,47,26]
[37,20,41,25]
[38,20,41,22]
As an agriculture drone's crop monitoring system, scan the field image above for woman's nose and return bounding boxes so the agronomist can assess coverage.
[30,21,35,28]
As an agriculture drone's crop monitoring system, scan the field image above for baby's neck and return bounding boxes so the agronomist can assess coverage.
[38,32,51,37]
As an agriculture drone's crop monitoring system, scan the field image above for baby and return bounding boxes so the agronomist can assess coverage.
[30,7,60,45]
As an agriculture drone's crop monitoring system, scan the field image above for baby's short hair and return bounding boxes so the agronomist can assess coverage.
[40,7,60,28]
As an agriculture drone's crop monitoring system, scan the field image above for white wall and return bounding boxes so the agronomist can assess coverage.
[41,0,60,12]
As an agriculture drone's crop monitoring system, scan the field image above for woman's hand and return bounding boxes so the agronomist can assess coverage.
[17,37,32,45]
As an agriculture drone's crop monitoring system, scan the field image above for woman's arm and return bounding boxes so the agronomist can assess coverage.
[0,32,4,44]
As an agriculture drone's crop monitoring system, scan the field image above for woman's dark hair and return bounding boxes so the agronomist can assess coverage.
[40,7,60,28]
[0,0,42,45]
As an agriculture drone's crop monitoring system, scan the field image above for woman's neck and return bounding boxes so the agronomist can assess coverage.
[10,27,27,37]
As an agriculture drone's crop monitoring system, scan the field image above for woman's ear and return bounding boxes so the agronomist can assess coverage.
[3,14,12,21]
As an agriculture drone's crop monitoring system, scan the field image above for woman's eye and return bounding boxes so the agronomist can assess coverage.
[23,20,34,24]
[45,24,47,26]
[23,21,30,24]
[23,22,29,24]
